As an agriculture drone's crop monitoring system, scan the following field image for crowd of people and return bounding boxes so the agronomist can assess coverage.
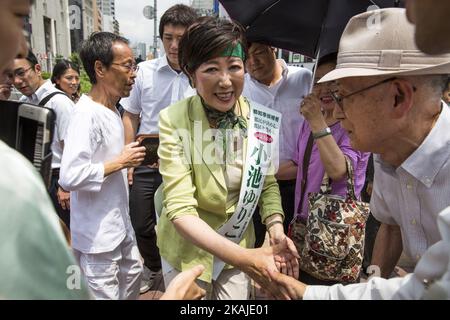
[0,0,449,300]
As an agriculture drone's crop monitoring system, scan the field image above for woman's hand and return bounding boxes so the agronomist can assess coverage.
[240,239,299,300]
[268,223,299,278]
[265,214,299,278]
[300,91,326,130]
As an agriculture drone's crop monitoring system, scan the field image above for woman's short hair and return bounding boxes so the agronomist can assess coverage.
[51,59,80,86]
[178,16,247,77]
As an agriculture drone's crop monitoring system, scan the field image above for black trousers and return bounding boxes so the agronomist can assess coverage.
[362,213,381,273]
[252,179,296,248]
[129,167,162,271]
[49,169,70,228]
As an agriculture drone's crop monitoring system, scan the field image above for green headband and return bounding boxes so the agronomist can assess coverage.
[220,43,245,60]
[186,43,245,73]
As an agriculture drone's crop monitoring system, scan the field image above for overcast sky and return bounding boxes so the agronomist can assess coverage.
[116,0,191,48]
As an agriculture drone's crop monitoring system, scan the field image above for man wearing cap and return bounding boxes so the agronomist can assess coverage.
[266,8,450,300]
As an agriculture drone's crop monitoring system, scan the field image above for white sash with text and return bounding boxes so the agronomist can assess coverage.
[212,102,281,280]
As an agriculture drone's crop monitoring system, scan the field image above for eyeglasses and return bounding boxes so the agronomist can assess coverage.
[331,77,397,111]
[111,62,139,73]
[13,66,33,79]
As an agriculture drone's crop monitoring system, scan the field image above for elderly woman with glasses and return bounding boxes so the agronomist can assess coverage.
[156,16,299,300]
[277,52,370,285]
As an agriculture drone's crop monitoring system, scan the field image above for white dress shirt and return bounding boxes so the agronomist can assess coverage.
[59,95,132,254]
[304,206,450,300]
[120,55,195,135]
[243,60,312,162]
[20,80,74,168]
[371,103,450,264]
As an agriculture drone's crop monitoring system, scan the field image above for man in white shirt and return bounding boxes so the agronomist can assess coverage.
[13,50,74,228]
[121,4,197,293]
[267,8,450,300]
[59,32,146,299]
[242,42,312,245]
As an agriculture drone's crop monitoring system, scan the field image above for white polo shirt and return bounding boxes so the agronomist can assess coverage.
[120,55,195,135]
[59,95,132,254]
[20,80,74,169]
[243,60,312,162]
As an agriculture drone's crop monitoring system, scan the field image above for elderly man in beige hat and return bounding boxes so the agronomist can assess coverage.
[320,7,450,280]
[265,8,450,300]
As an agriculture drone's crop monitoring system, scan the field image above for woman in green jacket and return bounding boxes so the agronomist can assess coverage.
[157,17,298,300]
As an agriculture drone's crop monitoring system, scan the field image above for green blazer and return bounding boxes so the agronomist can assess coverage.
[157,94,284,282]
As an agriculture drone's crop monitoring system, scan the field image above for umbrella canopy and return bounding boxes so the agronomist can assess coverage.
[219,0,402,59]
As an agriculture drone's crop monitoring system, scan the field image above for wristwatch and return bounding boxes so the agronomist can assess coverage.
[312,127,332,139]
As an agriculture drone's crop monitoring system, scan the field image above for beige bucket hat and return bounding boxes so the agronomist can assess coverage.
[319,8,450,83]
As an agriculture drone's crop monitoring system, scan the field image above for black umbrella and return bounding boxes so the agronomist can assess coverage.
[219,0,402,59]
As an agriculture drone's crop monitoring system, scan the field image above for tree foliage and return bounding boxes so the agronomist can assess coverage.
[70,52,91,93]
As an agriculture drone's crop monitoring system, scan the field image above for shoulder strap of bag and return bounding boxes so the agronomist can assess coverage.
[38,91,68,106]
[297,132,314,215]
[344,156,357,199]
[322,157,357,199]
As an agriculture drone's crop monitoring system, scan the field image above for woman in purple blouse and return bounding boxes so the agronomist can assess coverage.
[277,53,370,285]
